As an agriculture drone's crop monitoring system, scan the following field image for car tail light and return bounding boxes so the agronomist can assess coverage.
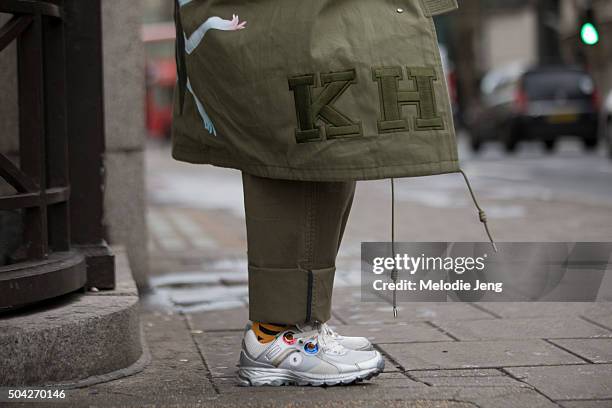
[448,71,458,105]
[591,88,601,110]
[514,87,528,113]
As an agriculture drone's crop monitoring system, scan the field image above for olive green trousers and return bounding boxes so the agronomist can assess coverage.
[242,173,356,325]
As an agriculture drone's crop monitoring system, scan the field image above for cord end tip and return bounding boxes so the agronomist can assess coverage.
[393,307,398,318]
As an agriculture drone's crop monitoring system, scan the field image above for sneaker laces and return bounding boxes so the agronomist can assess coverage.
[321,323,341,339]
[294,323,346,355]
[317,332,346,355]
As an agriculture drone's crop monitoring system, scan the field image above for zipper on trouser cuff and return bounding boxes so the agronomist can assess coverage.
[306,270,314,323]
[248,266,335,325]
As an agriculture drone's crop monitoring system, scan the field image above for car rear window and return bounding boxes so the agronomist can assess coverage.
[523,71,594,100]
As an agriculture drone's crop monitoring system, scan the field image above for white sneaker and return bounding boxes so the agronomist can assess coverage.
[237,326,384,386]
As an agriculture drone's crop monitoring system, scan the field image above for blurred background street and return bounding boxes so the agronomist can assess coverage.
[144,134,612,310]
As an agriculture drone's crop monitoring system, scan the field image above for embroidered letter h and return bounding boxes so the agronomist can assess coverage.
[372,66,444,133]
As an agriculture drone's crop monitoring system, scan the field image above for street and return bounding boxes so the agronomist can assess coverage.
[145,134,612,265]
[64,135,612,407]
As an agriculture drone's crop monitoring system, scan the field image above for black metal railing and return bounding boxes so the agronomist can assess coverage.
[0,0,114,310]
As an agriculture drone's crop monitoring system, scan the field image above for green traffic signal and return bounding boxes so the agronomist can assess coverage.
[581,22,599,45]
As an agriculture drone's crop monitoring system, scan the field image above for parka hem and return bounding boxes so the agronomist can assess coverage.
[172,143,461,182]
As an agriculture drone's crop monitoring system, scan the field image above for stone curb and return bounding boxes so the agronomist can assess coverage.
[0,246,144,386]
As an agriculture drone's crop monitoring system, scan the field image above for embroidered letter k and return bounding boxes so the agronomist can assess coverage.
[288,69,363,143]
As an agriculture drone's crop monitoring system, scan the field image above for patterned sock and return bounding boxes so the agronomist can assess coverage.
[252,322,290,344]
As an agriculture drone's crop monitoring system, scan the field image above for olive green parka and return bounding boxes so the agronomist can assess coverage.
[172,0,461,182]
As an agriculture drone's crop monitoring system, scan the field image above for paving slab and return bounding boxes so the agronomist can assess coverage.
[379,352,403,372]
[371,372,429,388]
[560,401,612,408]
[409,369,525,387]
[585,314,612,331]
[167,286,248,307]
[380,340,585,370]
[475,302,612,319]
[448,386,559,408]
[59,383,559,408]
[411,369,506,377]
[66,311,215,406]
[213,385,552,408]
[218,396,477,408]
[549,339,612,363]
[333,302,494,325]
[329,323,453,344]
[331,286,375,308]
[418,375,526,387]
[191,330,242,378]
[187,307,250,331]
[432,317,611,340]
[507,364,612,400]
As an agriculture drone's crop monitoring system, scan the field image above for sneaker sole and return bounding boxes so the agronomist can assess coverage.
[237,364,384,387]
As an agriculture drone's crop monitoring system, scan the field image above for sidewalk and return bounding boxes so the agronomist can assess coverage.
[65,285,612,407]
[64,143,612,407]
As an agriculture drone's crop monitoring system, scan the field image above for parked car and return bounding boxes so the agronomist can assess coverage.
[468,64,601,153]
[142,22,177,139]
[602,90,612,158]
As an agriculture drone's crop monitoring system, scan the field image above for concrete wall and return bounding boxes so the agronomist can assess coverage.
[482,8,537,71]
[0,5,149,287]
[101,0,150,289]
[142,0,173,23]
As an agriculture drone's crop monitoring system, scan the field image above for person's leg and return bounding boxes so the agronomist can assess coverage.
[242,172,356,325]
[239,173,384,386]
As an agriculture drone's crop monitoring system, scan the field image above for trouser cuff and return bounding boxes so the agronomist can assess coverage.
[248,265,336,325]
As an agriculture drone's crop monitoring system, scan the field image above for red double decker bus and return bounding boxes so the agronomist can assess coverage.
[142,22,176,139]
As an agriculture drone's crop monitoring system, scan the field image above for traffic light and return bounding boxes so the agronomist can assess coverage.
[580,6,599,46]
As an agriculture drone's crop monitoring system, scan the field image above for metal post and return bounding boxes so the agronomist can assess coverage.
[0,1,88,310]
[63,0,115,289]
[536,0,563,65]
[44,1,71,253]
[18,12,48,260]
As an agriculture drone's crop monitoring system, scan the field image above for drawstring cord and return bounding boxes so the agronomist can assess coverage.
[459,169,498,253]
[174,0,187,114]
[389,171,498,317]
[391,178,399,318]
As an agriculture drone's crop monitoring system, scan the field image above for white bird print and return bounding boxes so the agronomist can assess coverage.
[187,79,217,136]
[178,4,247,136]
[184,15,247,55]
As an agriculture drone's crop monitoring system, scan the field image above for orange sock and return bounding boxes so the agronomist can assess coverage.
[252,322,289,343]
